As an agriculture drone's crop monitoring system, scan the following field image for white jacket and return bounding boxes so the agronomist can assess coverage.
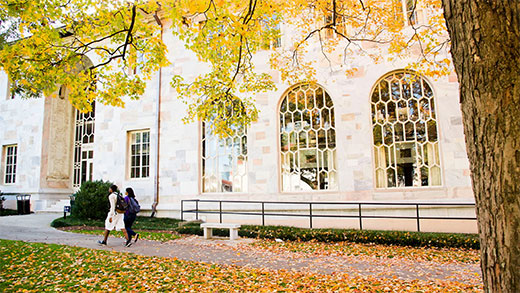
[108,192,118,218]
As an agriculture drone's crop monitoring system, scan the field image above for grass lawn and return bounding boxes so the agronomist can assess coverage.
[68,229,181,242]
[0,239,482,292]
[52,216,183,230]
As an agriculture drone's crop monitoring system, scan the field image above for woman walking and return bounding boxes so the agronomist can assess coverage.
[98,184,132,247]
[124,187,140,243]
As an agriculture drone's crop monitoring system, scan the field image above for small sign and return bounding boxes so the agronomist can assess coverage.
[64,206,71,213]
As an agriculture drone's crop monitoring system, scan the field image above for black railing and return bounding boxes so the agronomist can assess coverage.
[180,199,477,232]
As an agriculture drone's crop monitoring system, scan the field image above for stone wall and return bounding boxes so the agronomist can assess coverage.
[0,71,46,203]
[0,18,473,215]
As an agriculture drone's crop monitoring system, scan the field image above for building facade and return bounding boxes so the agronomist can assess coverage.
[0,9,474,228]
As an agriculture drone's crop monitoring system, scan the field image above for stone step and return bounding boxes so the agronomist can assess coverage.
[38,199,71,212]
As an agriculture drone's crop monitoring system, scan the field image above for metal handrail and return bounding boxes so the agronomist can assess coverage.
[180,199,477,232]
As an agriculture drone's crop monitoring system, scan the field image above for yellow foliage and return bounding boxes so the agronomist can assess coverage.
[0,0,451,134]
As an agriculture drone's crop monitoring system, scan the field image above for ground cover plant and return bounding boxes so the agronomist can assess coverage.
[179,224,480,250]
[67,230,180,242]
[52,215,182,231]
[0,239,482,292]
[0,209,18,217]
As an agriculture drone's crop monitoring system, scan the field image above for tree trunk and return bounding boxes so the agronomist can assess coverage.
[441,1,520,291]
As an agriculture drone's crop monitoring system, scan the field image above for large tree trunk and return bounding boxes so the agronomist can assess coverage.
[441,1,520,291]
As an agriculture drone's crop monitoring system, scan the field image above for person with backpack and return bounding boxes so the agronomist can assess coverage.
[124,187,140,243]
[98,184,132,247]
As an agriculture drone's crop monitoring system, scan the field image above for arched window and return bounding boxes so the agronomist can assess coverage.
[370,71,441,188]
[201,122,248,193]
[279,83,337,191]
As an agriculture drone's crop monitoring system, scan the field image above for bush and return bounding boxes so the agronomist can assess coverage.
[0,209,18,217]
[71,180,113,220]
[174,224,479,249]
[51,217,105,228]
[51,215,184,231]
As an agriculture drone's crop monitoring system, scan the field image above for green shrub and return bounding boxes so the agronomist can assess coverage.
[51,216,105,228]
[51,216,182,230]
[71,180,113,220]
[174,223,479,249]
[0,209,17,217]
[239,225,480,249]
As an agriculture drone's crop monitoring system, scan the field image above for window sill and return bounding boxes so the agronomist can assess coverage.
[374,186,446,192]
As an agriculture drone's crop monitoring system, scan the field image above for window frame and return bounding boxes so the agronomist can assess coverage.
[402,0,419,26]
[3,144,18,185]
[200,121,249,194]
[369,70,443,189]
[278,83,338,193]
[127,129,151,180]
[72,103,96,188]
[6,79,19,100]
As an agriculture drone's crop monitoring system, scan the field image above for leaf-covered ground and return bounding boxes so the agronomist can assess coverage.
[248,240,480,264]
[0,239,483,292]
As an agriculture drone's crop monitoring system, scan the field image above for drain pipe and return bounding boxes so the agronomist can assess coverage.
[151,13,163,217]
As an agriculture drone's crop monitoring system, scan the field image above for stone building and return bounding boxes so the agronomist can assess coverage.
[0,4,474,231]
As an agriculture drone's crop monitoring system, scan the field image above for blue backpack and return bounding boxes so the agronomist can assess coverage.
[128,197,141,214]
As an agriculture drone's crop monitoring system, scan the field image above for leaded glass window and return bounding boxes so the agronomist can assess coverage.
[371,71,441,188]
[280,84,337,191]
[73,102,95,188]
[4,145,17,184]
[129,130,150,178]
[202,122,248,193]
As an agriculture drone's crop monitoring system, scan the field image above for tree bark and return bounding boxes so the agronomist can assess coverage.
[441,1,520,291]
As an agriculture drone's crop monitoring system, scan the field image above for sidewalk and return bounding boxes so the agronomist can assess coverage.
[0,213,481,284]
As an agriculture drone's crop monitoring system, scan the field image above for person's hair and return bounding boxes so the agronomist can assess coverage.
[110,184,118,193]
[126,187,135,198]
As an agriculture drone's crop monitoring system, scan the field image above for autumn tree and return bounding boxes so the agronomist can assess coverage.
[0,0,168,111]
[1,0,519,290]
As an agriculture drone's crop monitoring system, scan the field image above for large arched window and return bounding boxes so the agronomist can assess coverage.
[201,122,248,193]
[370,71,441,188]
[280,83,337,191]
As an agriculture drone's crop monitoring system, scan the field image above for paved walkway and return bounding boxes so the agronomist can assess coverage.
[0,213,481,285]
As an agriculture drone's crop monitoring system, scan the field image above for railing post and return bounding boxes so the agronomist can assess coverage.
[358,203,363,230]
[219,201,223,223]
[195,200,199,220]
[416,204,420,232]
[309,203,313,229]
[180,200,184,221]
[261,202,265,226]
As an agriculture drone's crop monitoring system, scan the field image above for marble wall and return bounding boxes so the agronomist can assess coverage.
[0,20,473,215]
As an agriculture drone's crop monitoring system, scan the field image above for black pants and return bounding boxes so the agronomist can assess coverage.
[124,213,137,237]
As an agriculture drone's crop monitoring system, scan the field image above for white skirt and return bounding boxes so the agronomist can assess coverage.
[105,212,125,231]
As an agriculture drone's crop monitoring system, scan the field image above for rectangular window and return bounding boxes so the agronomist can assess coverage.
[202,122,248,193]
[323,13,348,40]
[129,130,150,179]
[261,17,282,50]
[4,145,18,184]
[403,0,418,26]
[6,80,20,100]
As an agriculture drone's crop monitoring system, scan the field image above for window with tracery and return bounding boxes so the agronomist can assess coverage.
[73,102,95,188]
[202,122,248,193]
[280,84,337,191]
[371,71,441,188]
